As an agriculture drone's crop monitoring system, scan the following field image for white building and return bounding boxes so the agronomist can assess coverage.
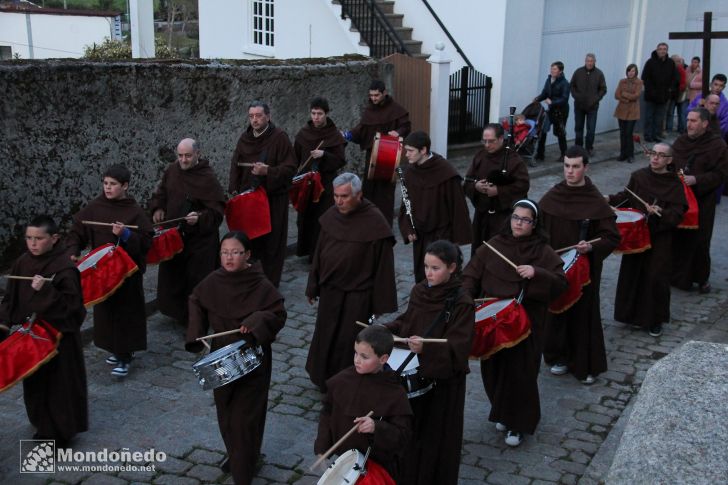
[0,4,121,59]
[199,0,728,139]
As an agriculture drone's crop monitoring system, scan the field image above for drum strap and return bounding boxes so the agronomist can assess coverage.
[394,287,462,375]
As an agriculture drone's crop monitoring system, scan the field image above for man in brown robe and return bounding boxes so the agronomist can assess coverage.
[230,101,297,287]
[66,164,153,377]
[464,123,530,256]
[398,131,472,283]
[149,138,226,327]
[1,216,87,446]
[185,238,286,485]
[671,108,728,292]
[293,97,347,261]
[540,146,620,384]
[345,80,411,226]
[609,143,687,337]
[305,173,398,391]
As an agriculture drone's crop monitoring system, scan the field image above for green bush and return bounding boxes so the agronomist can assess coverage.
[83,37,177,60]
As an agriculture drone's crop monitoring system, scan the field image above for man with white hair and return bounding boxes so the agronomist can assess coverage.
[305,173,397,391]
[570,53,607,156]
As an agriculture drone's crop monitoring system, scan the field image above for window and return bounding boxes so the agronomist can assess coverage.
[251,0,274,47]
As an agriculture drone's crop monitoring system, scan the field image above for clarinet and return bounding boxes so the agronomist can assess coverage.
[502,106,517,174]
[395,167,416,234]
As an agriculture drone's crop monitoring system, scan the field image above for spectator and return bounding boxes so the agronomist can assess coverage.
[641,42,679,142]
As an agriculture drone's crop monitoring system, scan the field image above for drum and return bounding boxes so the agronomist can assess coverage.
[77,243,139,308]
[0,318,61,393]
[549,249,591,314]
[317,450,395,485]
[225,187,272,240]
[615,208,651,254]
[146,227,184,265]
[192,340,264,391]
[289,171,324,213]
[386,347,434,399]
[471,298,531,360]
[367,133,402,182]
[677,175,699,230]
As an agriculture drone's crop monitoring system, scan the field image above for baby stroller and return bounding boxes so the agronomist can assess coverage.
[500,101,546,164]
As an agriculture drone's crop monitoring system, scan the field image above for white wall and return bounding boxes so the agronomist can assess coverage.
[0,11,114,59]
[670,0,728,80]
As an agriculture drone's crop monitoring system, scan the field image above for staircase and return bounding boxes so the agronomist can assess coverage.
[335,0,428,59]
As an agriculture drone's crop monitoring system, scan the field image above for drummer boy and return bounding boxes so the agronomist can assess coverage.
[314,325,412,482]
[0,215,88,447]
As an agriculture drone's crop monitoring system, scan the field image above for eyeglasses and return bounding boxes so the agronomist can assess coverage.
[511,214,535,225]
[481,139,498,145]
[220,250,247,257]
[647,151,672,160]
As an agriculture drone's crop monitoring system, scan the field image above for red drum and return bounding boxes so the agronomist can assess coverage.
[615,208,651,254]
[549,249,591,314]
[289,171,324,213]
[77,243,139,308]
[367,133,402,182]
[471,298,531,360]
[147,227,184,265]
[0,318,61,393]
[225,187,272,240]
[677,175,699,230]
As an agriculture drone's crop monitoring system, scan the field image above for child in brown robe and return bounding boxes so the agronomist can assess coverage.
[315,325,413,482]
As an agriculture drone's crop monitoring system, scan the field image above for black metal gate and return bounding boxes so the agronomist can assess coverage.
[449,66,493,144]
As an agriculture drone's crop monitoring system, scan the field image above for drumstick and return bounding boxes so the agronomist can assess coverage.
[82,221,139,229]
[624,188,662,217]
[483,241,519,271]
[310,410,374,472]
[237,162,256,167]
[554,238,602,254]
[5,274,55,282]
[473,297,499,304]
[295,140,325,176]
[354,321,447,343]
[196,328,242,341]
[152,213,198,227]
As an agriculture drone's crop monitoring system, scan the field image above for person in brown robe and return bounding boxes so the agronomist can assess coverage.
[148,138,226,327]
[293,97,347,261]
[315,325,412,481]
[229,101,298,287]
[185,231,286,485]
[671,108,728,292]
[464,123,530,256]
[463,200,567,447]
[66,164,153,377]
[539,146,620,384]
[399,131,472,283]
[305,173,398,391]
[608,143,687,337]
[0,216,87,446]
[345,80,411,226]
[384,240,474,485]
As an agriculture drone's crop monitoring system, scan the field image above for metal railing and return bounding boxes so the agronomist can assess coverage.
[339,0,411,58]
[449,66,493,144]
[419,0,472,68]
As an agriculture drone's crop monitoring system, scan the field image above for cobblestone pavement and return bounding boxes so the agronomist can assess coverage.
[2,130,728,484]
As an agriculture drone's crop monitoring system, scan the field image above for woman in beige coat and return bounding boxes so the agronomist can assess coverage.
[614,64,644,163]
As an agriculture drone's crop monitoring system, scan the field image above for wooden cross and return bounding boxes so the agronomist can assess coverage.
[669,12,728,97]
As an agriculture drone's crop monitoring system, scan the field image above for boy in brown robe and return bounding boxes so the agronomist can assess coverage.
[229,101,298,287]
[66,164,153,377]
[1,216,87,447]
[315,325,413,482]
[399,131,472,283]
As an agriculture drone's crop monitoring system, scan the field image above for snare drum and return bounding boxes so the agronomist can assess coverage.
[317,450,395,485]
[367,133,402,182]
[225,187,272,239]
[615,208,651,254]
[289,171,324,213]
[387,347,434,399]
[549,249,591,314]
[192,340,264,391]
[77,243,139,308]
[677,175,699,230]
[471,298,531,360]
[146,227,184,265]
[0,318,61,393]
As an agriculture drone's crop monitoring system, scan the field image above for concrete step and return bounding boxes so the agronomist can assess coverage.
[374,0,395,14]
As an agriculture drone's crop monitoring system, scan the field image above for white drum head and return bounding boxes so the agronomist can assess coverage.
[560,248,578,271]
[77,245,114,272]
[317,449,365,485]
[475,299,512,321]
[616,210,644,223]
[387,347,419,373]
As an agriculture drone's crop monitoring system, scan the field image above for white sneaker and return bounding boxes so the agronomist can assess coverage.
[495,422,507,432]
[505,430,522,447]
[550,364,568,375]
[111,362,129,377]
[581,375,595,385]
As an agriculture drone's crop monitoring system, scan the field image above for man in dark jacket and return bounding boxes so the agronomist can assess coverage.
[570,53,607,156]
[535,61,570,163]
[642,42,679,142]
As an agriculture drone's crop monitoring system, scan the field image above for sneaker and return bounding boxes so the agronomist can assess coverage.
[111,362,129,377]
[505,430,523,447]
[550,364,568,375]
[495,422,507,432]
[105,355,119,365]
[649,323,663,337]
[581,374,595,385]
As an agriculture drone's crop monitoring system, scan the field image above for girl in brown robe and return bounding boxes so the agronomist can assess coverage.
[463,200,567,447]
[385,240,474,485]
[185,231,286,485]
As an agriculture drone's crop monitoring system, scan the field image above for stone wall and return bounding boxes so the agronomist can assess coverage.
[0,56,387,266]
